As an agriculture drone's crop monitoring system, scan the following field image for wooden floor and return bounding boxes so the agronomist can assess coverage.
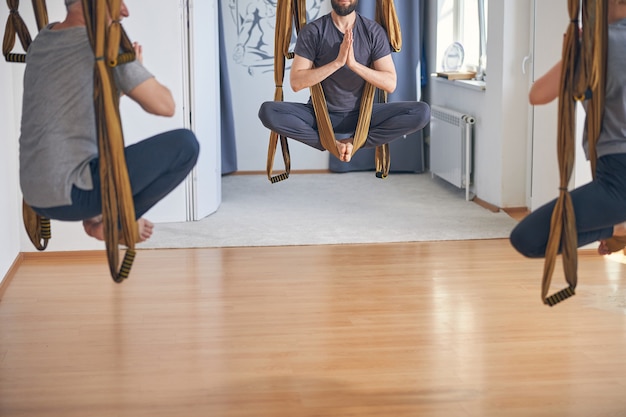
[1,239,626,417]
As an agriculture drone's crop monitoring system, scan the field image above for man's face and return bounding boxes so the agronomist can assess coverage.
[331,0,358,17]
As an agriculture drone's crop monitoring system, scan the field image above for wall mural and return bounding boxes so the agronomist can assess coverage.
[227,0,327,75]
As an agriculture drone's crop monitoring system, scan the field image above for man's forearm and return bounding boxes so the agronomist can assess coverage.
[348,61,396,93]
[127,78,175,117]
[290,61,342,92]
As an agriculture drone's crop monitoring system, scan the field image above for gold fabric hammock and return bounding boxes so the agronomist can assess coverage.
[541,0,607,306]
[3,0,139,282]
[4,0,51,250]
[267,0,401,183]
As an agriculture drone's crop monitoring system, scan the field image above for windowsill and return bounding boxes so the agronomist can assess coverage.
[431,74,487,92]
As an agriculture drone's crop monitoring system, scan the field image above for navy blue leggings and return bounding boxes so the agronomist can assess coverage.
[258,101,431,150]
[510,153,626,257]
[32,128,200,221]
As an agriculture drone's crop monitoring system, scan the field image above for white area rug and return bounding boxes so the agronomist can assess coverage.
[141,172,519,249]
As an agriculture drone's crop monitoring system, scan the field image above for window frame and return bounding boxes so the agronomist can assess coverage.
[436,0,488,80]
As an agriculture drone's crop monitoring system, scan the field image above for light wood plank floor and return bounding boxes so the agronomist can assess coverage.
[1,239,626,417]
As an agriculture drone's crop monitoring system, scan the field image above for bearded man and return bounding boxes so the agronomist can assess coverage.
[258,0,430,162]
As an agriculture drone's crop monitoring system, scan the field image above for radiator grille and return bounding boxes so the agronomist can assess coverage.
[430,105,476,200]
[432,108,461,127]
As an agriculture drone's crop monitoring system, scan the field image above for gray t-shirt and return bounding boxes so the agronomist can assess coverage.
[294,13,392,112]
[19,24,153,208]
[583,17,626,158]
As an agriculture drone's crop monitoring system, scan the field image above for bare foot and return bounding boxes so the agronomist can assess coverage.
[597,222,626,255]
[336,138,354,162]
[82,216,154,243]
[83,215,104,241]
[598,240,611,255]
[136,218,154,242]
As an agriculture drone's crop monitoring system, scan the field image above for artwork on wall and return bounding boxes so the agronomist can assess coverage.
[226,0,327,76]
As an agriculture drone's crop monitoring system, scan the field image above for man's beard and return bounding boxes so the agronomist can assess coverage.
[331,0,358,17]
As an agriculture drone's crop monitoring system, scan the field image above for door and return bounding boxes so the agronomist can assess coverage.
[528,0,591,211]
[120,0,221,222]
[527,0,567,211]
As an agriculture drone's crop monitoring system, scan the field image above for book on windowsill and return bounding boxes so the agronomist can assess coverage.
[436,71,477,80]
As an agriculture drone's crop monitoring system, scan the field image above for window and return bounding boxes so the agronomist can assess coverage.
[436,0,488,79]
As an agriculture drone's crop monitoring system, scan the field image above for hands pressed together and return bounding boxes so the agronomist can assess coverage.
[336,28,356,69]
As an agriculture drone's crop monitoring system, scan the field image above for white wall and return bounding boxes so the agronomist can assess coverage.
[529,0,592,211]
[427,0,531,208]
[496,0,533,207]
[118,0,221,223]
[0,7,24,284]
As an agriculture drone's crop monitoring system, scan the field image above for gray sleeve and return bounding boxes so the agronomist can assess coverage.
[114,60,154,93]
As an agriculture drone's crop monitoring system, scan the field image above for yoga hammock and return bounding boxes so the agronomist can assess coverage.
[3,0,139,283]
[541,0,607,306]
[266,0,401,183]
[4,0,51,250]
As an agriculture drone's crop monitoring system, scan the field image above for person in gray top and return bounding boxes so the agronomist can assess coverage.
[510,0,626,257]
[19,0,199,243]
[257,0,430,163]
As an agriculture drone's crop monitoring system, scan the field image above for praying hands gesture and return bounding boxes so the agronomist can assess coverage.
[336,28,355,68]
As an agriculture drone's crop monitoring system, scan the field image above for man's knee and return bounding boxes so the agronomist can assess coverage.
[177,128,200,167]
[258,101,275,128]
[509,225,545,258]
[410,102,431,129]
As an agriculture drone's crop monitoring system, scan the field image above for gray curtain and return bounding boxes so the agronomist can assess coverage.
[329,0,426,174]
[218,0,238,175]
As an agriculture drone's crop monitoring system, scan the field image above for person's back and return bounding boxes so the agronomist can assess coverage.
[589,16,626,158]
[20,25,107,208]
[18,0,199,243]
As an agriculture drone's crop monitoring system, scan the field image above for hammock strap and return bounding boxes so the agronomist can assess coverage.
[541,0,607,306]
[2,0,48,62]
[3,0,52,248]
[374,89,391,178]
[22,201,50,250]
[3,0,30,62]
[82,0,138,282]
[374,0,398,179]
[377,0,402,53]
[266,0,295,182]
[31,0,48,31]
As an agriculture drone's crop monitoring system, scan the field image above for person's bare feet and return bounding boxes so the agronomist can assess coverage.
[597,222,626,255]
[336,138,354,162]
[83,215,105,240]
[82,216,154,243]
[598,240,611,255]
[136,218,154,242]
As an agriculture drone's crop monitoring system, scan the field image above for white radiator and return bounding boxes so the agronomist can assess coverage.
[430,105,476,200]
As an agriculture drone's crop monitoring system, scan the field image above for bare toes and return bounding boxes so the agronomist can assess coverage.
[137,218,154,242]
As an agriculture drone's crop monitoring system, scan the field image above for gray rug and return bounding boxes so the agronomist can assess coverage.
[141,172,519,249]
